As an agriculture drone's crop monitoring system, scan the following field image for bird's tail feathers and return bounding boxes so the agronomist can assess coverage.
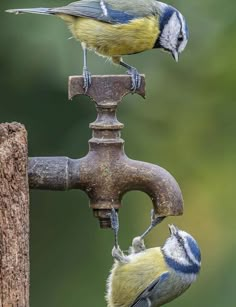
[6,8,53,16]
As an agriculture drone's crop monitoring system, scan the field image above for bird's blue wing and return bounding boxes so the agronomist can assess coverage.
[51,0,138,24]
[130,272,170,307]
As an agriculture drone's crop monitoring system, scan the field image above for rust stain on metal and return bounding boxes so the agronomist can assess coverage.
[68,75,145,102]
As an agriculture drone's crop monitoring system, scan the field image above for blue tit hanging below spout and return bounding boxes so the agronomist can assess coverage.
[106,209,201,307]
[6,0,189,92]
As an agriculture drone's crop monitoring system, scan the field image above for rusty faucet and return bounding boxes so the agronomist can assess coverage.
[28,75,183,228]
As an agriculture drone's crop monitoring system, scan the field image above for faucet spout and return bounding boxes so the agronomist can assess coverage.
[119,158,183,217]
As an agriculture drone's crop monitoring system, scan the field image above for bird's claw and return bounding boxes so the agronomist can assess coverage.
[83,67,91,93]
[150,209,166,227]
[127,67,141,92]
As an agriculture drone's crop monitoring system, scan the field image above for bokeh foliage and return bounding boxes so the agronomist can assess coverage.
[1,0,236,306]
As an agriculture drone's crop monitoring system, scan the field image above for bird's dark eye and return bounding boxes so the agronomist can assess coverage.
[178,35,184,42]
[176,233,184,246]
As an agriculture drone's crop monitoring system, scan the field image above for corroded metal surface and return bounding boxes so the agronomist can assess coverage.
[68,75,146,102]
[29,75,183,228]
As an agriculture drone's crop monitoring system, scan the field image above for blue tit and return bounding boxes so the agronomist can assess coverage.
[106,209,201,307]
[6,0,189,92]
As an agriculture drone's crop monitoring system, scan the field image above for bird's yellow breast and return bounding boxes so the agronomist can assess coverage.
[106,247,168,307]
[60,15,159,57]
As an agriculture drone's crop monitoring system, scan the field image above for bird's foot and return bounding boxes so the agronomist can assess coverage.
[127,67,141,92]
[150,210,166,228]
[83,67,92,93]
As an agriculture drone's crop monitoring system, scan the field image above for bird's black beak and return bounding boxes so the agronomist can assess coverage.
[172,50,179,62]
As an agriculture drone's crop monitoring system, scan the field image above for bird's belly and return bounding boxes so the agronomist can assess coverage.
[71,16,159,57]
[150,273,191,306]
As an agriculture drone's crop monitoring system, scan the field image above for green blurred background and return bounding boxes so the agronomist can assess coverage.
[1,0,236,306]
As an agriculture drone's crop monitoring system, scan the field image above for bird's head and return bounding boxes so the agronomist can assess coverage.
[154,3,189,61]
[162,225,201,280]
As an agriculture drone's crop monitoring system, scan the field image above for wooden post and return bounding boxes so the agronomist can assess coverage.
[0,123,29,307]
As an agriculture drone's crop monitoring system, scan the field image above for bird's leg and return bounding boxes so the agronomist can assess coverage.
[110,207,119,250]
[110,208,129,263]
[119,60,141,92]
[140,210,166,240]
[130,211,165,254]
[81,43,91,92]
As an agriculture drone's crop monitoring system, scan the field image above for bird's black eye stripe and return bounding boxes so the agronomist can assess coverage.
[175,233,194,264]
[175,233,184,245]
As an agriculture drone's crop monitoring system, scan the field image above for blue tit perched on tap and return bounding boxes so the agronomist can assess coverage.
[6,0,189,92]
[106,209,201,307]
